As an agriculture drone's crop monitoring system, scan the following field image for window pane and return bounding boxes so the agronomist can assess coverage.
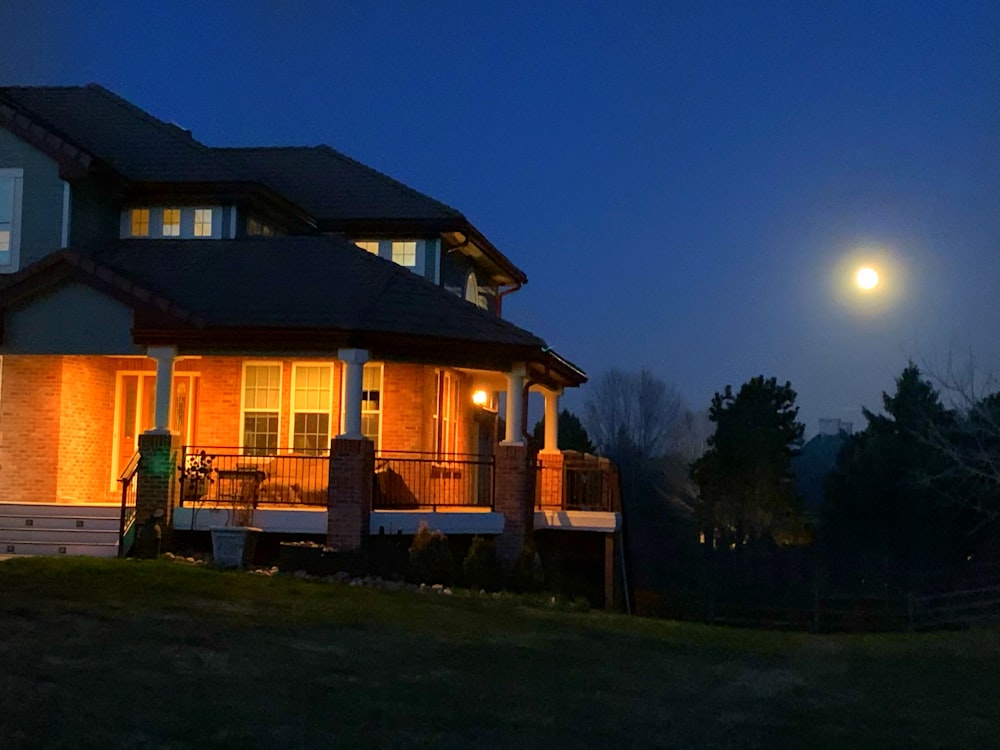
[391,241,416,267]
[194,208,212,237]
[244,413,278,455]
[0,179,13,223]
[293,412,329,454]
[355,240,379,255]
[130,209,149,237]
[163,208,180,236]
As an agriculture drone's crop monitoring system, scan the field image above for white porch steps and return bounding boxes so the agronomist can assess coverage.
[0,503,122,558]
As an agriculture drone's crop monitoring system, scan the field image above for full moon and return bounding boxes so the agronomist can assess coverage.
[855,267,879,290]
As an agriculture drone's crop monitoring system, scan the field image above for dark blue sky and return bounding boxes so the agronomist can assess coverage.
[3,1,998,434]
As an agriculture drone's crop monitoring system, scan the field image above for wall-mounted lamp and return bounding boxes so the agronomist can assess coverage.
[472,390,489,406]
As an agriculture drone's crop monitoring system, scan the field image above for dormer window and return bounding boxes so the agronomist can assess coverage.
[355,240,379,255]
[130,209,150,237]
[122,206,222,239]
[391,241,417,267]
[247,216,274,237]
[193,209,213,237]
[162,209,181,236]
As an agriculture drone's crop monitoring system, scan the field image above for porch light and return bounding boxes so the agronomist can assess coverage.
[472,390,488,406]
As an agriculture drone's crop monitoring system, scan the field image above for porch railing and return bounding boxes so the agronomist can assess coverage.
[178,446,331,509]
[374,452,495,511]
[536,453,621,513]
[118,451,140,558]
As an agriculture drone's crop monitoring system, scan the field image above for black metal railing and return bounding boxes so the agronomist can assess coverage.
[118,451,140,558]
[536,453,621,512]
[178,446,331,509]
[374,452,494,511]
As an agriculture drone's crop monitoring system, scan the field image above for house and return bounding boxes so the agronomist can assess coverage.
[0,85,621,603]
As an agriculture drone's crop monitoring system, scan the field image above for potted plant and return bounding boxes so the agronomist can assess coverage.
[209,461,264,569]
[179,450,214,501]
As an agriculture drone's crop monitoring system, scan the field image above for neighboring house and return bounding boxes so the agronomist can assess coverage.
[792,419,854,527]
[0,84,620,602]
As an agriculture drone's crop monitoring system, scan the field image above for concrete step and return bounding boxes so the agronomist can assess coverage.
[0,540,119,558]
[0,502,120,518]
[0,514,121,531]
[0,526,121,544]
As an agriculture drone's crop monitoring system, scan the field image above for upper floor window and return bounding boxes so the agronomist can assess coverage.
[0,168,24,272]
[193,209,213,237]
[162,209,181,237]
[391,241,417,267]
[355,240,379,255]
[130,209,150,237]
[122,206,222,239]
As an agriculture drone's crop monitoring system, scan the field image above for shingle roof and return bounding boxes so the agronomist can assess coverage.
[216,146,462,224]
[0,84,241,182]
[93,236,543,346]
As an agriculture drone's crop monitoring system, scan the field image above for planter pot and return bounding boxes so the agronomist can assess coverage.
[211,527,261,568]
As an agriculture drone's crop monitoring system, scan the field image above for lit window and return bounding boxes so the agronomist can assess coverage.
[292,364,332,454]
[391,241,416,267]
[361,364,382,444]
[355,240,380,255]
[130,209,150,237]
[162,208,181,237]
[434,370,458,457]
[0,168,23,270]
[193,208,213,237]
[242,364,281,455]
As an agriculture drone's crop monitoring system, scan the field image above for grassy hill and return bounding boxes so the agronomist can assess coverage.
[1,556,997,749]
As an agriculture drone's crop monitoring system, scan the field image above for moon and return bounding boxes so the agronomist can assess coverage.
[855,267,879,290]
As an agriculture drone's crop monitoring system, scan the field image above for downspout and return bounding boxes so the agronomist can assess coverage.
[496,282,522,316]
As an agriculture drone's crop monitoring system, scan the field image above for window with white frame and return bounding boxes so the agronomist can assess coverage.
[193,208,213,237]
[434,370,459,457]
[391,240,417,267]
[361,363,383,444]
[162,208,181,237]
[242,363,281,455]
[291,364,332,454]
[0,168,24,271]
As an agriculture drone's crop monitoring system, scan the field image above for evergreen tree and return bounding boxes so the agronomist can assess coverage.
[690,376,806,549]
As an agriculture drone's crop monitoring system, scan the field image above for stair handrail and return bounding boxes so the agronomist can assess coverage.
[118,451,141,558]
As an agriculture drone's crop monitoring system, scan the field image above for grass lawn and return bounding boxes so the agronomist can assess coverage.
[1,557,997,749]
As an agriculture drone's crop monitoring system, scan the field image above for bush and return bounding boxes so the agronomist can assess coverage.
[506,539,545,593]
[460,536,503,592]
[407,522,453,585]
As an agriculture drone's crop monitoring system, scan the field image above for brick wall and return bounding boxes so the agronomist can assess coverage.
[326,437,374,550]
[494,443,535,564]
[0,355,62,502]
[380,363,430,452]
[56,356,116,503]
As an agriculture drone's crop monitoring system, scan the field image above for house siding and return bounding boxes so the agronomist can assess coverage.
[69,177,121,251]
[0,127,64,270]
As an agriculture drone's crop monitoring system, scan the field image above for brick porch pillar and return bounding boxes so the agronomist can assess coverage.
[326,437,374,552]
[494,443,535,564]
[135,431,180,545]
[536,450,565,509]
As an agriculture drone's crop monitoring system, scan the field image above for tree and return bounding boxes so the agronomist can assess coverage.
[583,368,684,464]
[823,364,966,588]
[690,376,806,550]
[530,409,595,453]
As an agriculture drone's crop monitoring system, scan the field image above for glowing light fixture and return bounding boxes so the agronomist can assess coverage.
[472,389,488,406]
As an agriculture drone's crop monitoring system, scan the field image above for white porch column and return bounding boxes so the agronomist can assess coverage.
[501,363,526,446]
[541,387,561,454]
[338,348,370,439]
[146,346,176,434]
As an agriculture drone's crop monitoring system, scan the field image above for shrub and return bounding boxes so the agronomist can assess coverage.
[407,522,453,585]
[506,538,545,593]
[460,536,503,592]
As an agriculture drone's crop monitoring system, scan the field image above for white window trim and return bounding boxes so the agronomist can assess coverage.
[0,168,24,273]
[339,361,383,448]
[289,362,335,454]
[240,361,283,455]
[434,369,459,458]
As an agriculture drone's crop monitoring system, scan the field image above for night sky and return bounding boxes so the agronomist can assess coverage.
[3,1,998,435]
